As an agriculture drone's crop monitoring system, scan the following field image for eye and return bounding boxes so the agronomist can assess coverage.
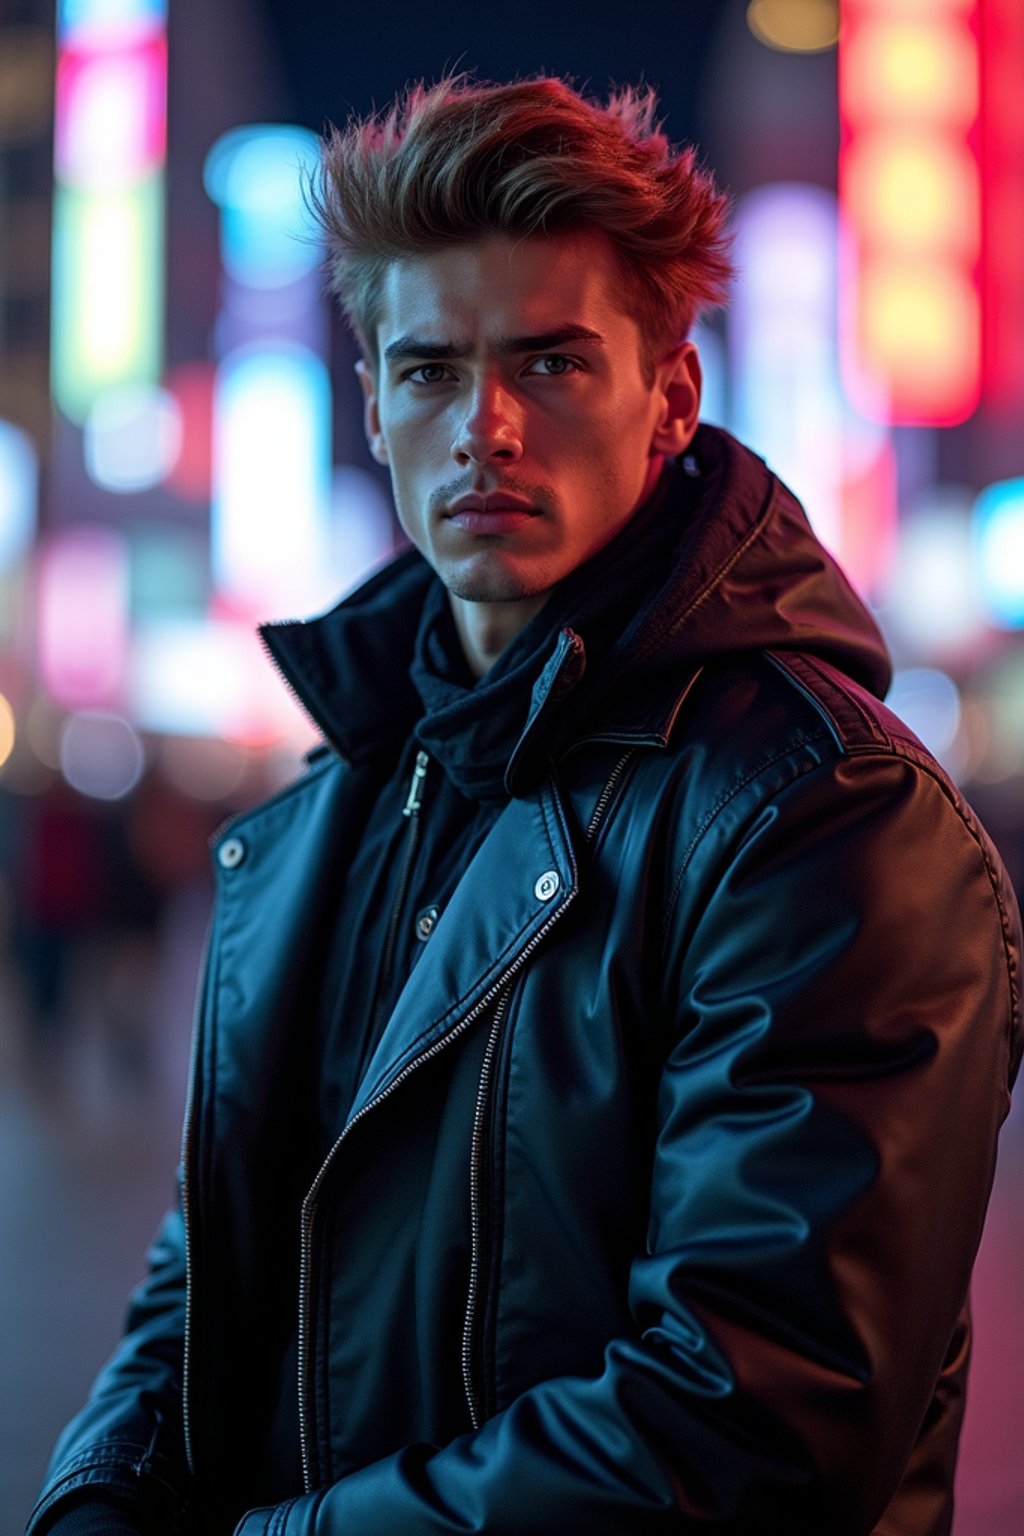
[525,354,582,377]
[404,363,455,386]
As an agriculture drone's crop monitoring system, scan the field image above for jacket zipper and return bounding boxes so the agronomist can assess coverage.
[297,887,575,1490]
[373,749,429,1030]
[458,747,636,1427]
[461,989,512,1428]
[586,749,635,842]
[181,1138,197,1478]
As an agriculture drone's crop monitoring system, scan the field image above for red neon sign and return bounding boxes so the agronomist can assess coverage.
[839,0,982,426]
[980,0,1024,414]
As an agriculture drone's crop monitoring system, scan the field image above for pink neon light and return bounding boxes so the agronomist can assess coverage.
[37,527,129,707]
[55,36,167,188]
[165,362,216,502]
[840,437,897,600]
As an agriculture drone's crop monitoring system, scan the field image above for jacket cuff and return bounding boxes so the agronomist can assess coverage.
[233,1495,312,1536]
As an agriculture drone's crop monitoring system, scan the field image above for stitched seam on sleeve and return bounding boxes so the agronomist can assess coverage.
[662,733,831,948]
[889,747,1022,1054]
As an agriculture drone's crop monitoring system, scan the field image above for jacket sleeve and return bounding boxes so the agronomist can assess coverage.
[26,1189,192,1536]
[244,749,1021,1536]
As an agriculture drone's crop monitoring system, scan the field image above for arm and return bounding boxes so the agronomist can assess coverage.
[27,1191,192,1536]
[241,752,1018,1534]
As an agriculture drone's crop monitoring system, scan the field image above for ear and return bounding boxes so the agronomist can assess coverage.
[355,358,389,466]
[650,342,702,457]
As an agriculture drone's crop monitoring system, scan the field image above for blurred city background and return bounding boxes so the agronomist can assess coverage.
[1,0,1023,1530]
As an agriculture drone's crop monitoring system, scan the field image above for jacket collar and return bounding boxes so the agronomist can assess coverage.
[259,426,891,781]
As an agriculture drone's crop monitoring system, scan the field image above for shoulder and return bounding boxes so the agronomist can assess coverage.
[664,647,960,814]
[638,650,1021,1046]
[684,649,1004,883]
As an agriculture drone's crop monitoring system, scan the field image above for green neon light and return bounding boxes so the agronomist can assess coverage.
[51,175,164,424]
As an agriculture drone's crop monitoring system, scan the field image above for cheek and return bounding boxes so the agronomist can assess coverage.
[574,400,652,469]
[383,409,450,477]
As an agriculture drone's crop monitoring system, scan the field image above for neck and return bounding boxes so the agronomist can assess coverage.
[449,591,549,678]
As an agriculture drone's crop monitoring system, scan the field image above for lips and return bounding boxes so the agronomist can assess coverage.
[444,492,539,534]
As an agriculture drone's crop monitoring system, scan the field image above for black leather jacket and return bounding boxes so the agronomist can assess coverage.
[29,428,1023,1536]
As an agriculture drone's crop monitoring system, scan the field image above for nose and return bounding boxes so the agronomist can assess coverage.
[451,376,524,467]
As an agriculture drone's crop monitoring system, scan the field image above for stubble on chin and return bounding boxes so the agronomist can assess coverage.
[439,556,555,607]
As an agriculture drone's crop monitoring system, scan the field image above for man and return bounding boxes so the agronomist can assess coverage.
[29,74,1022,1536]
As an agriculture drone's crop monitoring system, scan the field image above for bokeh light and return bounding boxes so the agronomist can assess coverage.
[983,650,1024,779]
[211,345,332,616]
[886,667,962,759]
[329,465,396,597]
[842,13,978,126]
[747,0,838,54]
[164,363,215,501]
[84,383,182,492]
[58,0,167,42]
[0,693,16,770]
[203,125,322,289]
[973,478,1024,630]
[127,526,207,622]
[884,487,985,657]
[844,135,979,257]
[51,0,166,423]
[51,177,163,423]
[37,525,130,707]
[0,420,38,572]
[840,1,982,425]
[58,709,144,799]
[55,36,166,188]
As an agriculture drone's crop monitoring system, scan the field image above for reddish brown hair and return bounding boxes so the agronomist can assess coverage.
[310,73,733,378]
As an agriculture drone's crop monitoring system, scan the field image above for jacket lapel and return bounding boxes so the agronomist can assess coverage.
[347,779,579,1121]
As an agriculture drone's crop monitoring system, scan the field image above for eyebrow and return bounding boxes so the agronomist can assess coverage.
[382,324,606,364]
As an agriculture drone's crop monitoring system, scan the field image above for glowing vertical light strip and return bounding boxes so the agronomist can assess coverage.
[730,183,894,596]
[733,185,845,553]
[37,525,130,706]
[51,0,167,424]
[981,0,1024,413]
[973,478,1024,630]
[211,346,332,613]
[839,0,982,425]
[0,420,38,572]
[205,126,332,622]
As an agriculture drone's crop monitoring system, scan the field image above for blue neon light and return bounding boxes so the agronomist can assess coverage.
[204,126,322,289]
[973,478,1024,630]
[58,0,166,40]
[0,420,38,572]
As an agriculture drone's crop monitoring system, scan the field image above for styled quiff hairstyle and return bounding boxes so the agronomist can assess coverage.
[310,73,733,380]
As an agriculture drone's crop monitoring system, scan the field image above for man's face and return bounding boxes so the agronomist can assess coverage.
[358,232,700,611]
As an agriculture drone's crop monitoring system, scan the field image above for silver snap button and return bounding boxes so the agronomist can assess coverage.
[218,836,246,870]
[534,870,560,901]
[415,905,439,942]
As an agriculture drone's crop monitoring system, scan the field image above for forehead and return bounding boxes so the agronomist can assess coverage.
[375,232,634,348]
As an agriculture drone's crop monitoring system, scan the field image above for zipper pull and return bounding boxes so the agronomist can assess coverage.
[402,750,429,818]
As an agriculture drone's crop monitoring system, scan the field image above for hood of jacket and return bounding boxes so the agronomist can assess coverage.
[261,424,891,784]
